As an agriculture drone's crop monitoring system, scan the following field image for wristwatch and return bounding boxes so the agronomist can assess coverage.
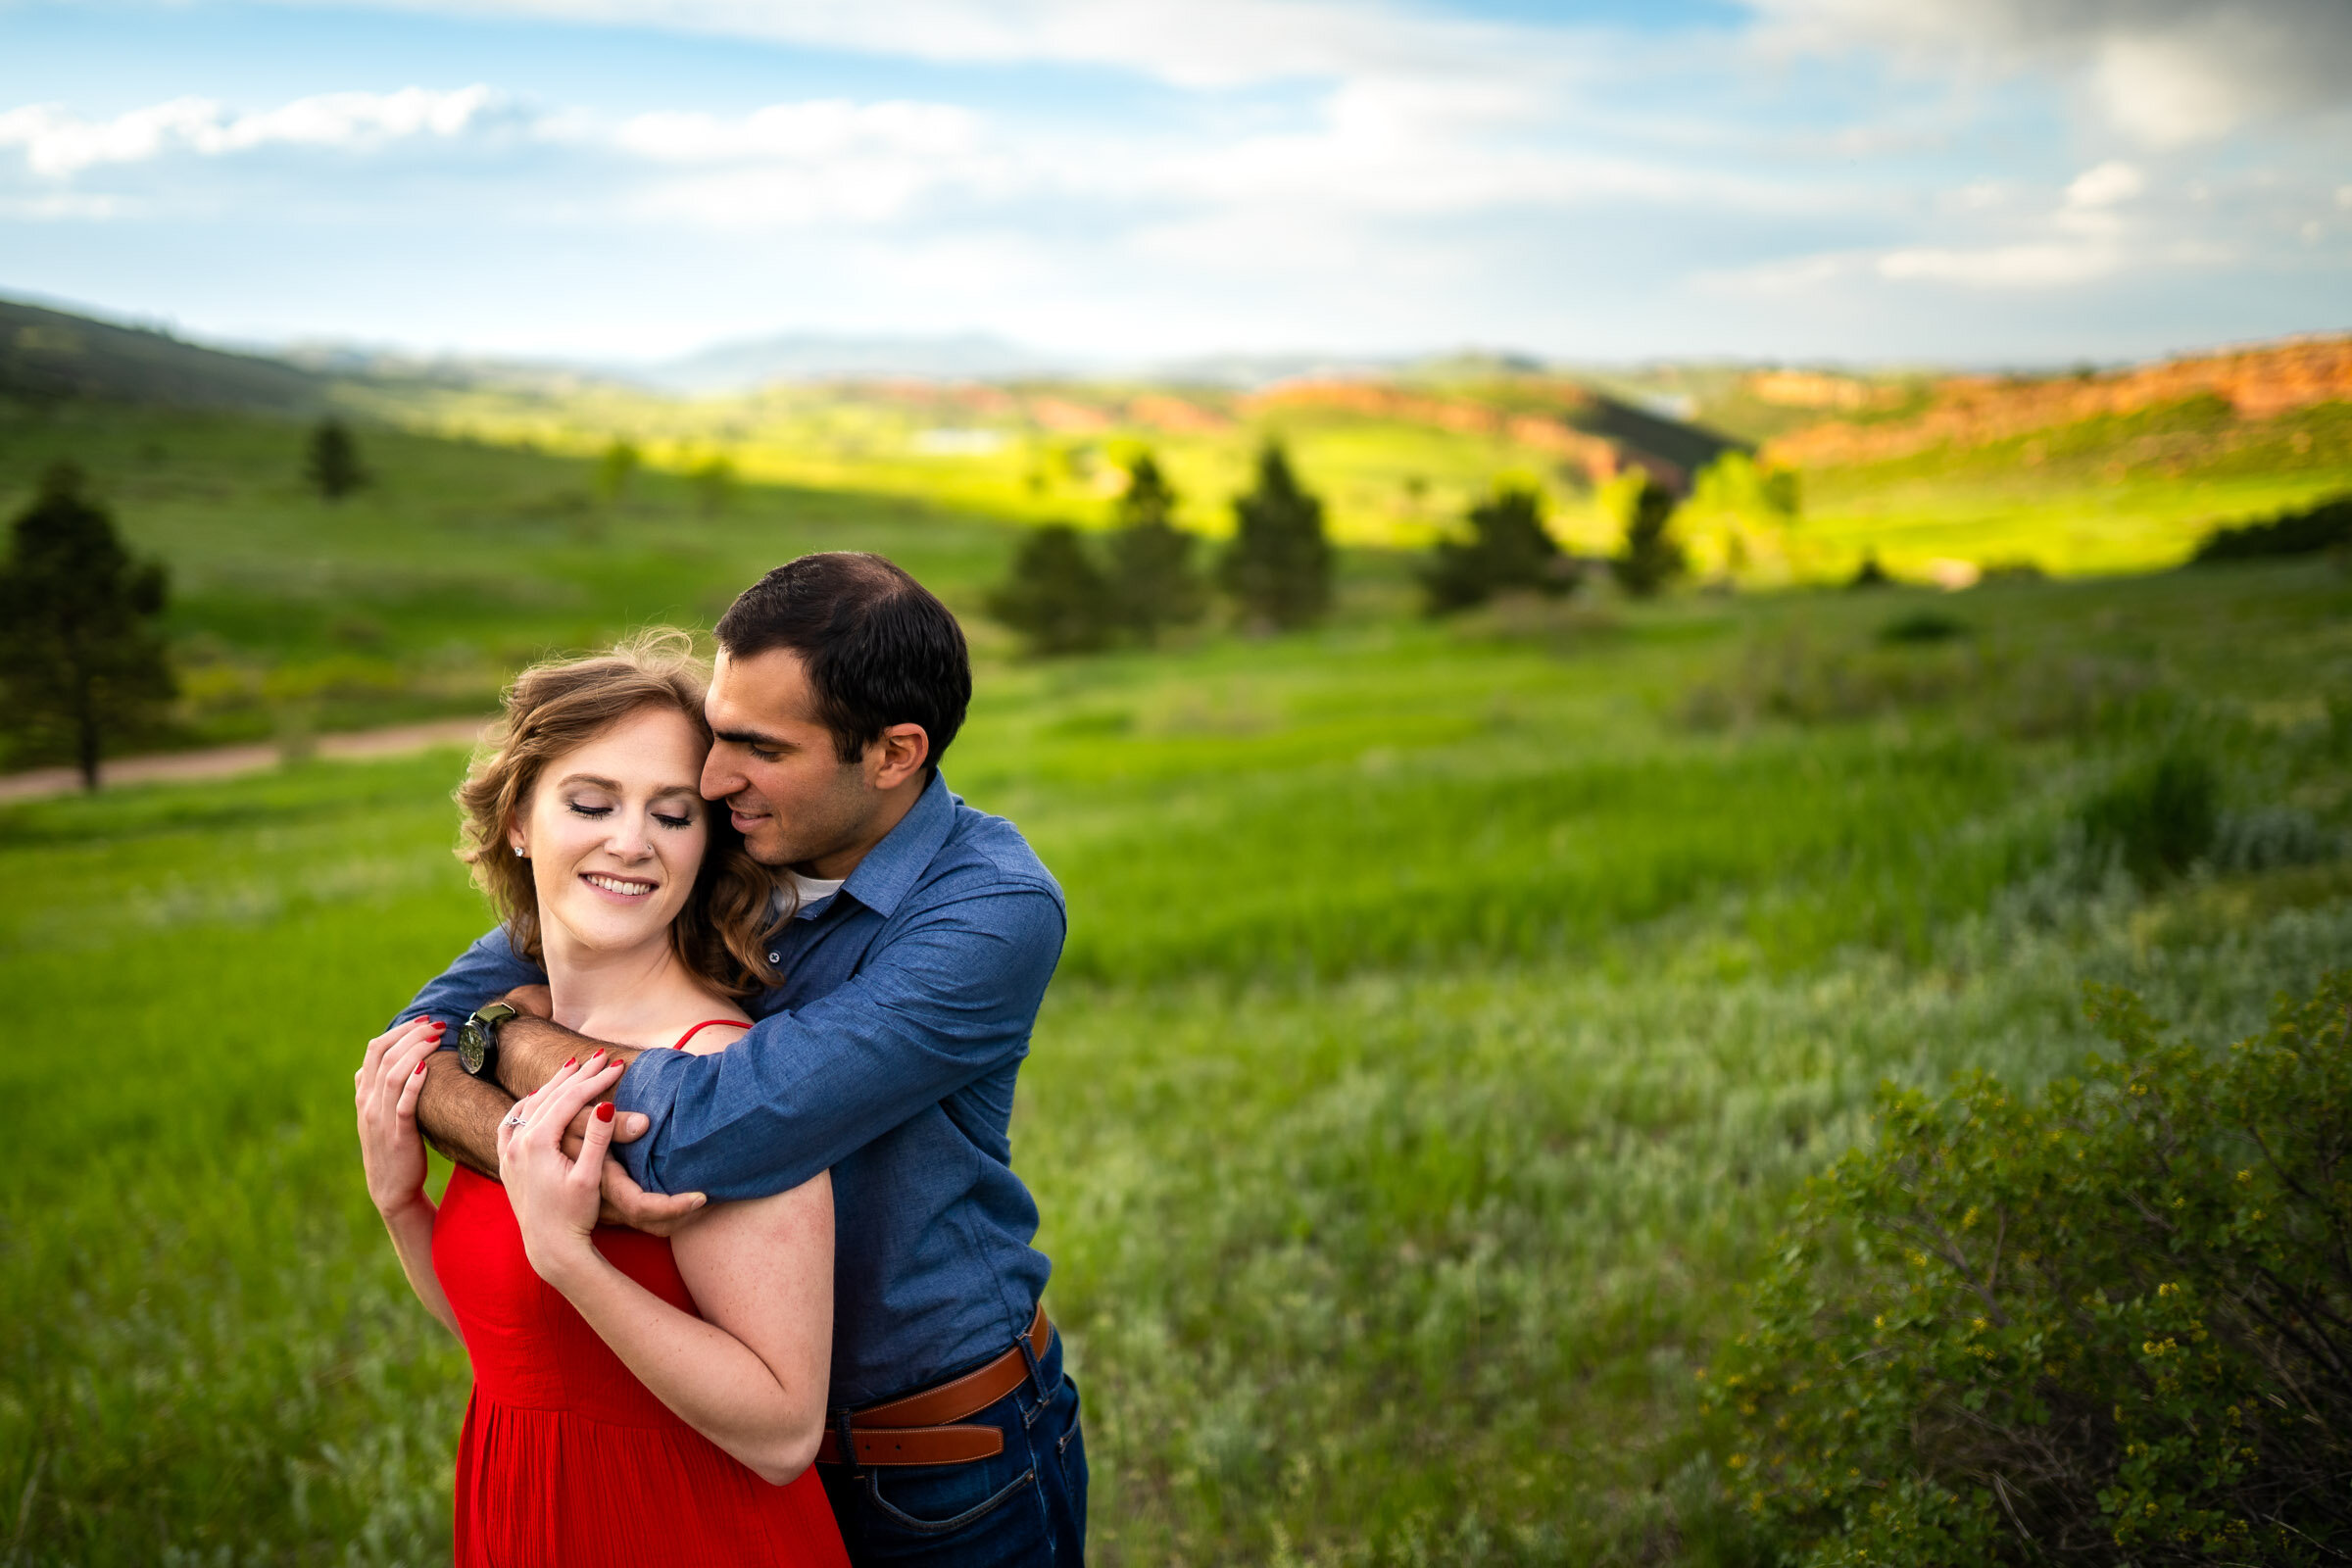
[456,1002,520,1082]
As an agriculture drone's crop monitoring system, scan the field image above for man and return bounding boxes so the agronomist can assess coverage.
[398,552,1085,1564]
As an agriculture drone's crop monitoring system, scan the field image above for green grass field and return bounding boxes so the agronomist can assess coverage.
[3,401,2351,1563]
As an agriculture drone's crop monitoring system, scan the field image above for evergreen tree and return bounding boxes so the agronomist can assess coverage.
[0,464,174,790]
[689,455,736,516]
[304,417,368,501]
[986,524,1113,656]
[594,439,640,503]
[1611,475,1687,599]
[1106,453,1205,641]
[1219,442,1331,631]
[1419,482,1579,614]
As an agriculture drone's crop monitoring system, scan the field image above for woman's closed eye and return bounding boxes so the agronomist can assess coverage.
[567,802,612,819]
[654,811,695,830]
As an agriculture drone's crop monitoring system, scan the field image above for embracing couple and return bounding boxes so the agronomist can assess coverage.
[353,553,1083,1566]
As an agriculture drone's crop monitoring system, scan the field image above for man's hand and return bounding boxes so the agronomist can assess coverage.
[486,1011,706,1234]
[598,1159,708,1237]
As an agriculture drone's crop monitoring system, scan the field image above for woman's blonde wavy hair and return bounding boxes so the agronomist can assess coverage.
[455,628,783,998]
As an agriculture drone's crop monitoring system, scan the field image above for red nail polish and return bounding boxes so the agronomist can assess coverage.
[563,1056,577,1069]
[414,1060,428,1075]
[596,1102,615,1122]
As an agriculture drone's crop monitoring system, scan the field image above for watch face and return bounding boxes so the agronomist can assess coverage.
[458,1021,490,1076]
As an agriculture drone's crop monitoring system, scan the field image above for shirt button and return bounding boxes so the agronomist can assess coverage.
[768,953,781,963]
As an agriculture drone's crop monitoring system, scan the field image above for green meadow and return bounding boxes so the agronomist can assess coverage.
[2,405,2350,1564]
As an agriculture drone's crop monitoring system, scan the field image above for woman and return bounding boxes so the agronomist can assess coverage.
[354,631,846,1567]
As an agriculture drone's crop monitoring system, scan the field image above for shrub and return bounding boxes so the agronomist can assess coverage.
[1880,611,1970,645]
[1419,483,1580,614]
[2079,751,2218,884]
[2190,494,2352,564]
[986,524,1112,655]
[1849,554,1893,590]
[1708,972,2352,1565]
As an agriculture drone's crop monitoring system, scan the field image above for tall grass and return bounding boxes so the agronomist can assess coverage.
[2,558,2348,1563]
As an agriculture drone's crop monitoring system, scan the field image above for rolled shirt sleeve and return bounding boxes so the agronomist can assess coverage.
[394,925,548,1031]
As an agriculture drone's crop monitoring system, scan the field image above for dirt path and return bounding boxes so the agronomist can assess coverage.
[0,716,492,804]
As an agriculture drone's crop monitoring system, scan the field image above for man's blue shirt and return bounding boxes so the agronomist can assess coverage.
[399,773,1064,1406]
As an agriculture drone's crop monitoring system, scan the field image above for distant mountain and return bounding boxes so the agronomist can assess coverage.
[626,332,1064,393]
[0,296,326,414]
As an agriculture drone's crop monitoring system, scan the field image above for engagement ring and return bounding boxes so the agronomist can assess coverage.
[504,1109,528,1129]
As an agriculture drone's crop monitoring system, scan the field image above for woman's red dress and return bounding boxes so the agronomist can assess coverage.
[432,1032,846,1566]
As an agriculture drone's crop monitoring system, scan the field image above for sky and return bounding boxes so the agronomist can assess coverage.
[1,0,2347,368]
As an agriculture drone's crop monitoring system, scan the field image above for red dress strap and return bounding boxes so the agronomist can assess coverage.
[671,1018,749,1051]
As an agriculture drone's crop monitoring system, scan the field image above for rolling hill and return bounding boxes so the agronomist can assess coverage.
[0,296,326,414]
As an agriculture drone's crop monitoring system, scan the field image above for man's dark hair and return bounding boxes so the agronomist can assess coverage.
[714,553,971,773]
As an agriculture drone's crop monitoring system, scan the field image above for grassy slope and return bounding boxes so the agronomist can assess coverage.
[343,374,1606,553]
[1790,396,2352,579]
[0,401,1023,762]
[4,547,2349,1563]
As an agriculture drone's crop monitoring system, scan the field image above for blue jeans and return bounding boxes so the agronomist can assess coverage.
[818,1327,1088,1567]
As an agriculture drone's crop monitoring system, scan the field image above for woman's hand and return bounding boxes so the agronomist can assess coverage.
[499,1051,627,1287]
[355,1016,445,1219]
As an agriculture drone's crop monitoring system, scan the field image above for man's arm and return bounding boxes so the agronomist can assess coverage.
[393,929,702,1228]
[395,927,547,1176]
[614,885,1064,1202]
[411,1052,514,1179]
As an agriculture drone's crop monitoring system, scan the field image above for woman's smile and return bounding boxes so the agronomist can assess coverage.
[581,871,659,901]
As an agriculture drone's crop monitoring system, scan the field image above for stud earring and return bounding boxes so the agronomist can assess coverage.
[513,845,526,858]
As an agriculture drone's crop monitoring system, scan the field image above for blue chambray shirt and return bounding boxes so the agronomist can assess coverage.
[397,773,1065,1406]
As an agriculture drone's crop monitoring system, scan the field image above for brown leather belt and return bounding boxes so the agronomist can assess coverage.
[814,1304,1051,1468]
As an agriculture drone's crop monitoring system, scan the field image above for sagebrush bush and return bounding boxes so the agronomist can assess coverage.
[1707,972,2352,1566]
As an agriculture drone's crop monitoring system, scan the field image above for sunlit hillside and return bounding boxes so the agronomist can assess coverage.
[343,330,2352,582]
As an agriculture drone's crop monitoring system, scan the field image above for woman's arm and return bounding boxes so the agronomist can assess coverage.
[354,1016,463,1339]
[503,1058,833,1486]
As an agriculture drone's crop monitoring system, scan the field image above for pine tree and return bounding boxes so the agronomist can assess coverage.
[1106,453,1205,642]
[1611,475,1687,599]
[304,418,368,501]
[594,439,640,503]
[1419,483,1579,613]
[0,464,174,790]
[986,524,1113,656]
[1219,443,1331,631]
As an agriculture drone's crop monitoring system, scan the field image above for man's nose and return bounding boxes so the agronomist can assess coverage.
[702,748,741,802]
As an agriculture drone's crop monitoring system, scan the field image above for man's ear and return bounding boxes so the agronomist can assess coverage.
[868,722,931,790]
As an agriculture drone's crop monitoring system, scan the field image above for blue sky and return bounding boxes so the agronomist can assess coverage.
[1,0,2346,367]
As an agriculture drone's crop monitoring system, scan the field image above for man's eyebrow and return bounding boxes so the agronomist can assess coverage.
[713,727,796,751]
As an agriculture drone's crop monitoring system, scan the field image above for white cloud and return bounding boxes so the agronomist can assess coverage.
[287,0,1569,91]
[607,100,975,165]
[2065,159,2143,208]
[0,86,500,176]
[1752,0,2352,145]
[1877,240,2120,287]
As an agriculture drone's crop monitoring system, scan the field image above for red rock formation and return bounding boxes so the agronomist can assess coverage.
[1763,333,2352,469]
